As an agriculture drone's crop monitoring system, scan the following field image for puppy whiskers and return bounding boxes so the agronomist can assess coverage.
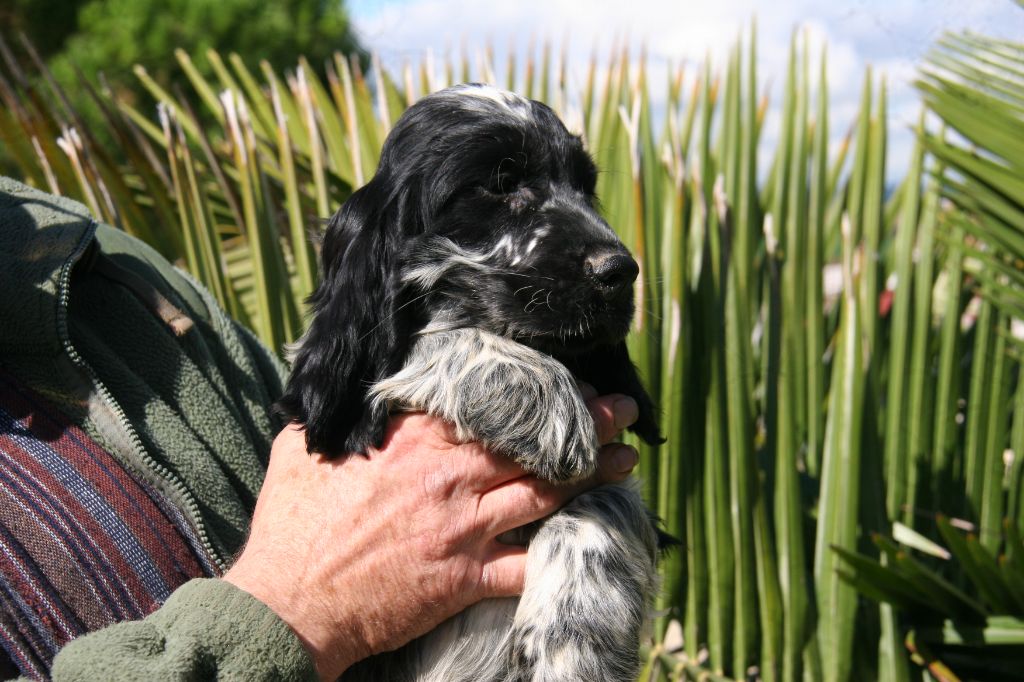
[524,288,549,314]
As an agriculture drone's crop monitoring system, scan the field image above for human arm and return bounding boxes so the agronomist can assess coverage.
[46,393,639,681]
[224,390,640,680]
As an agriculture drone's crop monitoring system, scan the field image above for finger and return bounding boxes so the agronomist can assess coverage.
[478,545,528,598]
[479,475,591,535]
[585,394,639,444]
[385,413,529,489]
[576,381,598,401]
[454,444,534,489]
[595,443,638,483]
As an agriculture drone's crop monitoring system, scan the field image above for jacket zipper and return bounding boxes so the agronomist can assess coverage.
[56,223,226,573]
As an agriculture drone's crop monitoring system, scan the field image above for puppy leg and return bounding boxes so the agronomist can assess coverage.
[506,481,660,682]
[371,329,599,482]
[342,600,518,682]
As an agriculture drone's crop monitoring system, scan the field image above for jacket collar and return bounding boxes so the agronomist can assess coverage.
[0,176,97,353]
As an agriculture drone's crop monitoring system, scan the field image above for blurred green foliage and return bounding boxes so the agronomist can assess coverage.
[0,0,89,60]
[0,0,363,174]
[47,0,363,94]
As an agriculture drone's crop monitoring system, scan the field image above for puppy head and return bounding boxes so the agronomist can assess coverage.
[279,84,657,457]
[395,85,639,356]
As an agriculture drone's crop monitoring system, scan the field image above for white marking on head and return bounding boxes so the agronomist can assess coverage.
[450,84,532,120]
[402,238,499,289]
[493,234,515,257]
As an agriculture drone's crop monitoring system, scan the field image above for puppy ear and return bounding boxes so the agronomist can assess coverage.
[564,342,663,445]
[277,179,412,457]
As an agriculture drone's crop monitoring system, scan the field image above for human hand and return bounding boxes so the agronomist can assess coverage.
[224,392,639,681]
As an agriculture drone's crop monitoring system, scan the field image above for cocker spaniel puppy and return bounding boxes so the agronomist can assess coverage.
[279,83,665,681]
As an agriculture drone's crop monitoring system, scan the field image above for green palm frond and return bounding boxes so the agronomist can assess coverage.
[837,518,1024,681]
[835,27,1024,682]
[919,32,1024,349]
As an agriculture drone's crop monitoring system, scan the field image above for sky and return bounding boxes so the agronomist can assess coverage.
[346,0,1024,179]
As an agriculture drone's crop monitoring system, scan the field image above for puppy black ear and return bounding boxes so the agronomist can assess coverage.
[563,342,663,445]
[277,178,412,457]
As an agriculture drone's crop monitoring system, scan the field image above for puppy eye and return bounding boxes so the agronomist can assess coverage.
[485,171,522,195]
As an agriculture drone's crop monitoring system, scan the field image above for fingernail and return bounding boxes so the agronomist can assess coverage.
[613,397,639,430]
[613,445,638,473]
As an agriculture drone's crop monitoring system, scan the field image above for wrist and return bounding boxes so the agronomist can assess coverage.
[224,554,367,680]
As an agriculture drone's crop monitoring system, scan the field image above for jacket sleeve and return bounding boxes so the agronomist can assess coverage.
[47,579,317,682]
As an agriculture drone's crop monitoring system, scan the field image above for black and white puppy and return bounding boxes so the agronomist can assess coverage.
[279,83,665,681]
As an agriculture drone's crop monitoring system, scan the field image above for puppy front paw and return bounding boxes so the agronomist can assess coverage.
[446,330,598,481]
[470,356,598,482]
[370,329,599,482]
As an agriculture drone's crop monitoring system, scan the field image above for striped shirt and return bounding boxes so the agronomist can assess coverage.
[0,369,217,679]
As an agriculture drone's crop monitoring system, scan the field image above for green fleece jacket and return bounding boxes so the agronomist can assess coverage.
[0,177,316,680]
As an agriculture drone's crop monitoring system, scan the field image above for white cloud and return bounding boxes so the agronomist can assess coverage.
[349,0,1024,179]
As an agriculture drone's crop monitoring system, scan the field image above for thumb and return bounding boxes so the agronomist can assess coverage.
[479,545,528,598]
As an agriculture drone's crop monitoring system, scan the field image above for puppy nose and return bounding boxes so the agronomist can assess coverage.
[586,251,639,298]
